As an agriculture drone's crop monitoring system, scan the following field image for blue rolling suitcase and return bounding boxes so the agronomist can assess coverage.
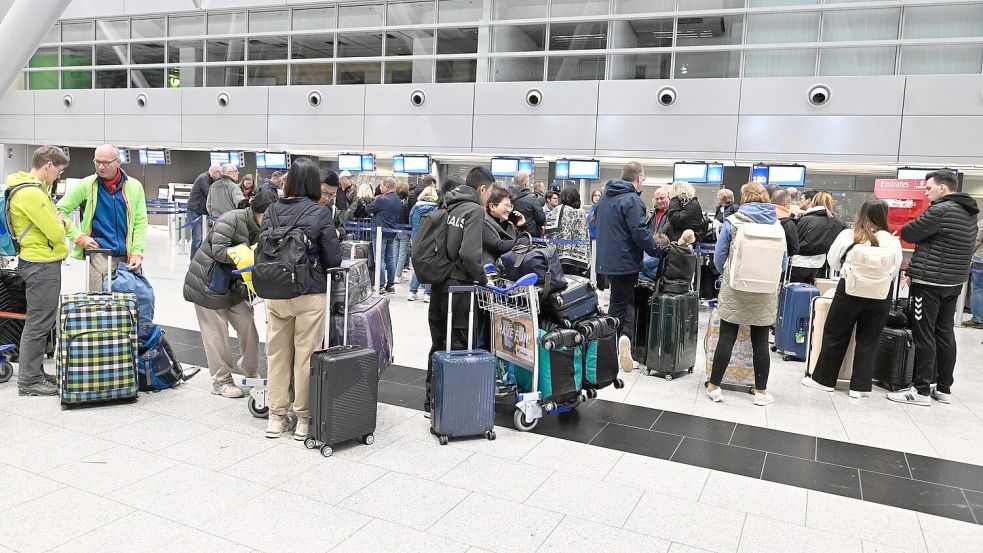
[774,282,819,361]
[430,285,497,445]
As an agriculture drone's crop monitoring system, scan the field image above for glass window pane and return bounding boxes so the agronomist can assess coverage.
[678,0,745,10]
[744,49,816,77]
[130,68,165,88]
[206,39,245,63]
[249,10,288,33]
[44,24,60,44]
[904,5,983,40]
[168,41,204,64]
[337,33,383,57]
[675,51,741,78]
[29,72,59,90]
[820,47,896,76]
[95,69,127,88]
[438,0,482,24]
[168,66,203,88]
[96,20,128,41]
[491,57,544,82]
[550,0,608,18]
[248,37,288,61]
[609,52,672,79]
[437,28,478,55]
[900,45,983,76]
[62,21,93,42]
[208,12,246,35]
[130,42,165,64]
[387,30,434,56]
[62,71,91,89]
[291,64,333,85]
[746,12,819,44]
[292,35,335,59]
[436,58,477,82]
[749,0,817,6]
[547,55,605,81]
[611,19,673,49]
[677,15,744,47]
[494,0,547,21]
[29,48,59,68]
[248,65,287,85]
[62,46,92,67]
[95,44,127,66]
[822,9,899,42]
[492,25,546,53]
[206,65,245,87]
[385,59,433,83]
[549,22,607,51]
[388,1,435,26]
[293,7,336,31]
[168,15,203,37]
[614,0,674,14]
[339,3,384,28]
[131,17,165,39]
[337,62,382,84]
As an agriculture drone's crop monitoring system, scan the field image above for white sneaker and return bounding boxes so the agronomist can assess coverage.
[931,389,952,404]
[407,292,417,302]
[801,376,833,392]
[848,390,871,399]
[705,384,723,402]
[752,392,775,406]
[423,294,431,303]
[887,386,930,406]
[618,336,633,373]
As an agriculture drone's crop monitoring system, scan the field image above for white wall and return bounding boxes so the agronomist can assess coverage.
[0,143,31,179]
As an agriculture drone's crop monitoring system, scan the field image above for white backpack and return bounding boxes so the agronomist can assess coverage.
[727,219,786,293]
[844,241,895,299]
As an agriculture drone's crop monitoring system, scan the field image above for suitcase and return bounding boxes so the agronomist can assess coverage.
[305,266,379,458]
[805,292,856,387]
[329,258,372,315]
[510,328,584,406]
[341,240,371,260]
[328,295,394,374]
[704,304,756,392]
[646,292,699,380]
[631,281,656,364]
[544,275,598,327]
[577,315,623,394]
[871,328,914,392]
[430,285,497,445]
[774,283,819,361]
[0,268,56,362]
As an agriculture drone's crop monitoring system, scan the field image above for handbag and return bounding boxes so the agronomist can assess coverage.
[207,262,233,294]
[499,233,567,297]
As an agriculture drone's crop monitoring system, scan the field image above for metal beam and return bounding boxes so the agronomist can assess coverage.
[0,0,71,94]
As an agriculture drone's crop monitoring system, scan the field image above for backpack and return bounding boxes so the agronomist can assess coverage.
[252,205,320,300]
[411,207,455,285]
[842,241,895,300]
[137,326,183,392]
[727,217,786,293]
[112,264,156,342]
[695,214,715,243]
[500,234,567,297]
[658,243,699,295]
[0,183,42,256]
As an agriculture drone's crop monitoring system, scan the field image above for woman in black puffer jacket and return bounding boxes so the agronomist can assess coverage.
[790,191,848,283]
[664,181,704,242]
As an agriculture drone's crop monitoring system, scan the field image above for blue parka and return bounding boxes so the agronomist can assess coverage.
[595,179,661,276]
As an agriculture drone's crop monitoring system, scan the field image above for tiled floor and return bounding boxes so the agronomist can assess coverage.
[2,227,983,552]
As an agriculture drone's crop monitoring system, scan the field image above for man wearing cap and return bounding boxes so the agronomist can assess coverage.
[183,190,278,398]
[336,170,357,213]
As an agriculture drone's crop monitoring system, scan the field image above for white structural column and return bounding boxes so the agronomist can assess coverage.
[0,0,71,93]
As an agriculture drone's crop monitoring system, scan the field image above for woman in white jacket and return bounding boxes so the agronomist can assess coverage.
[802,200,903,397]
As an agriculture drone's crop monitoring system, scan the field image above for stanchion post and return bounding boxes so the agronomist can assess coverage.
[375,225,383,292]
[590,239,597,284]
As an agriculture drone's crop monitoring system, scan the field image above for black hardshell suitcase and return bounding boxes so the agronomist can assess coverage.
[576,315,624,396]
[305,267,379,458]
[872,327,914,392]
[646,291,699,380]
[631,281,656,364]
[544,275,599,327]
[341,240,371,260]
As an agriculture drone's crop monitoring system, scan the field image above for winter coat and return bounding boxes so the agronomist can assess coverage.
[482,213,518,266]
[902,193,980,286]
[183,207,258,310]
[714,202,739,223]
[595,179,661,276]
[257,197,343,296]
[544,204,590,270]
[206,176,245,218]
[442,186,488,285]
[508,186,546,237]
[4,172,70,263]
[409,200,438,242]
[187,172,213,215]
[792,206,847,269]
[775,204,800,257]
[57,172,148,261]
[365,191,401,238]
[826,229,902,279]
[664,196,703,242]
[715,203,786,327]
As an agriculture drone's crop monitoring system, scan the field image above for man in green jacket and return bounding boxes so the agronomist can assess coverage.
[57,144,148,291]
[5,146,72,396]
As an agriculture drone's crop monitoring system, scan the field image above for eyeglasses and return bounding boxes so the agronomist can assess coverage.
[94,158,119,167]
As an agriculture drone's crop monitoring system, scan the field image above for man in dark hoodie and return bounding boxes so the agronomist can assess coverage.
[509,170,546,237]
[889,171,979,407]
[425,167,494,416]
[596,162,662,373]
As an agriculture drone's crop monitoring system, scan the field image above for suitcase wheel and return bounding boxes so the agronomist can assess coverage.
[783,355,793,362]
[771,346,778,352]
[429,426,438,436]
[304,437,317,450]
[613,379,625,389]
[688,367,694,373]
[438,435,449,446]
[247,397,269,418]
[0,361,12,383]
[485,430,496,441]
[362,434,374,446]
[513,409,539,432]
[585,388,597,399]
[664,374,673,382]
[320,445,333,458]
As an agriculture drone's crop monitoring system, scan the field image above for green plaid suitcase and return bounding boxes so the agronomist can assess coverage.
[58,292,139,406]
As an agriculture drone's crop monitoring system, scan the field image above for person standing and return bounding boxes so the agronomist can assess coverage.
[239,174,256,200]
[790,191,846,284]
[888,171,978,406]
[6,146,72,396]
[714,189,739,223]
[187,164,221,260]
[544,187,590,277]
[663,181,704,243]
[509,170,546,237]
[533,180,547,207]
[258,171,283,198]
[58,144,148,291]
[587,188,602,241]
[646,185,671,235]
[394,181,412,282]
[365,177,402,293]
[964,218,983,328]
[595,162,662,373]
[770,188,800,257]
[206,164,246,219]
[335,170,357,213]
[408,185,440,302]
[483,185,522,266]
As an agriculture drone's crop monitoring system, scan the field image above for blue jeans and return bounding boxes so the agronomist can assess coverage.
[971,266,983,323]
[188,209,202,261]
[378,236,397,287]
[395,234,411,275]
[410,272,431,296]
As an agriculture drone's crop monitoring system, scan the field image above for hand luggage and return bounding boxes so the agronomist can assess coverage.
[543,275,598,327]
[658,243,699,296]
[631,281,656,364]
[646,291,699,380]
[774,281,820,361]
[871,327,914,392]
[510,328,584,407]
[727,218,786,293]
[328,294,393,374]
[694,244,719,301]
[576,315,624,395]
[499,235,567,297]
[137,326,183,392]
[704,304,755,392]
[430,285,497,445]
[813,277,839,296]
[341,240,371,260]
[329,259,371,315]
[305,266,379,458]
[804,291,856,387]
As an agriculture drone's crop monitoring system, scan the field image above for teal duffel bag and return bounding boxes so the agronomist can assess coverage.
[508,328,583,405]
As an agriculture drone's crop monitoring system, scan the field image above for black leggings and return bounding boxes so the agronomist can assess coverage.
[709,320,771,391]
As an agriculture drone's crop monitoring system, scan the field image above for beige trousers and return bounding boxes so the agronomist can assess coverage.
[194,301,260,388]
[88,254,127,292]
[265,294,326,420]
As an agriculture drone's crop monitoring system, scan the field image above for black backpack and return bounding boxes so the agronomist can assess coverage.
[412,207,455,285]
[253,205,320,300]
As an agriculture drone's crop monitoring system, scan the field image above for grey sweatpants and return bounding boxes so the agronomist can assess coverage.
[17,260,61,386]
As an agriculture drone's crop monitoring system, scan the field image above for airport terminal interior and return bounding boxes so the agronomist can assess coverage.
[2,1,983,552]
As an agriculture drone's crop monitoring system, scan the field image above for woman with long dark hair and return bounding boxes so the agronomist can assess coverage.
[802,199,902,397]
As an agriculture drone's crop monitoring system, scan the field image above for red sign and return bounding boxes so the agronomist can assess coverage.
[874,179,930,249]
[873,179,927,200]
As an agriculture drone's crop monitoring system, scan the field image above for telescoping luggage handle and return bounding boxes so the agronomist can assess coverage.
[83,248,113,292]
[324,266,352,348]
[446,285,477,352]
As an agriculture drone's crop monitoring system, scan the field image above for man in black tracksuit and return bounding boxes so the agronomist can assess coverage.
[425,167,494,415]
[888,171,979,406]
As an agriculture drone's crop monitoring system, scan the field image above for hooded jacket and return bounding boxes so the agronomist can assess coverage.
[183,207,259,310]
[482,212,518,266]
[792,206,847,268]
[57,171,147,261]
[595,179,661,276]
[508,185,546,237]
[442,186,488,285]
[4,172,70,263]
[903,192,980,286]
[664,196,704,242]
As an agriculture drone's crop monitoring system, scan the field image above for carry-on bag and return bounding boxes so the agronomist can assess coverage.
[510,327,584,406]
[577,315,624,395]
[430,285,497,445]
[871,328,914,392]
[804,290,856,387]
[631,281,656,364]
[646,291,699,380]
[329,258,372,315]
[499,235,567,297]
[341,240,371,260]
[543,274,598,327]
[704,303,755,392]
[328,294,394,375]
[58,249,139,407]
[774,278,820,361]
[305,266,379,458]
[0,268,55,362]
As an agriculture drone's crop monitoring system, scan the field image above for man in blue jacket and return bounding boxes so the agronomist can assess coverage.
[596,162,662,372]
[366,177,402,293]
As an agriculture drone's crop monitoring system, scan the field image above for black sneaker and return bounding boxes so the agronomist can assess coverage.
[18,380,58,396]
[385,285,396,294]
